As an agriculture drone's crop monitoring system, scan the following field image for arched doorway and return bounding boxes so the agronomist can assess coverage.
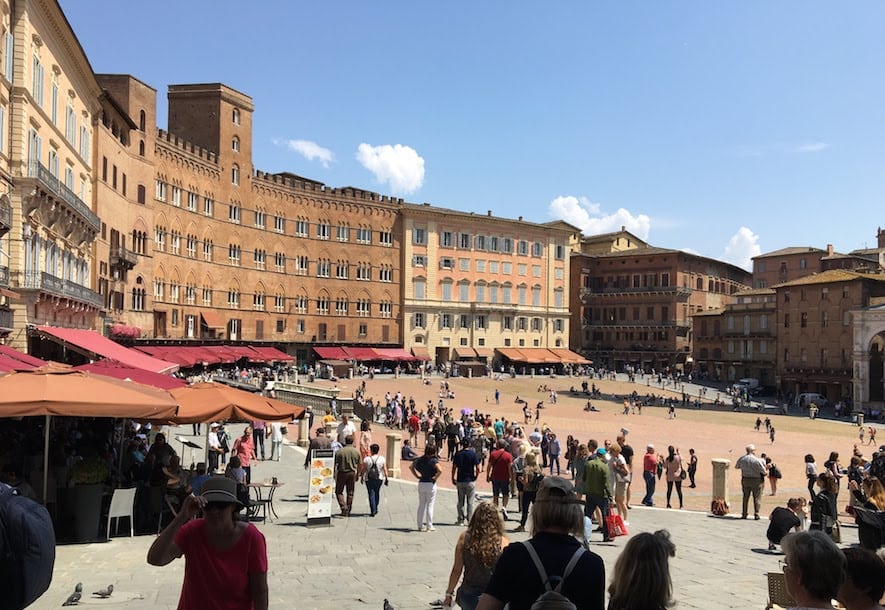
[869,334,885,402]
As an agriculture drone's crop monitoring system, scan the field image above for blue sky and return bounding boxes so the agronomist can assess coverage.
[62,1,885,270]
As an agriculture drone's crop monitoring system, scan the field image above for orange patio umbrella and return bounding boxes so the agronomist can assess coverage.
[169,382,304,423]
[0,365,180,503]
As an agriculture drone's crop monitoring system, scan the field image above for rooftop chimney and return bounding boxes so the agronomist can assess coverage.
[878,226,885,248]
[827,244,833,256]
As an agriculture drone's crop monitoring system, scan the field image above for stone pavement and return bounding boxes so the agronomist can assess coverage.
[37,433,859,610]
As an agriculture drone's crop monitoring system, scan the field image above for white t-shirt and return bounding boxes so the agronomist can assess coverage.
[609,454,628,483]
[270,422,284,442]
[363,455,386,478]
[337,421,356,444]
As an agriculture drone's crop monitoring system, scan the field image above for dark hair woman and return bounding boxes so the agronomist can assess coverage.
[804,454,817,503]
[607,530,676,610]
[664,446,683,510]
[810,472,839,538]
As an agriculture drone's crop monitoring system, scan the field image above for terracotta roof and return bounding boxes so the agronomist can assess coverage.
[773,269,885,288]
[753,246,826,259]
[733,288,776,296]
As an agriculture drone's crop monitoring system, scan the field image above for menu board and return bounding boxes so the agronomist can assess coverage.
[306,448,335,525]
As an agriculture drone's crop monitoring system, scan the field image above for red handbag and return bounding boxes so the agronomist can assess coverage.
[606,512,628,537]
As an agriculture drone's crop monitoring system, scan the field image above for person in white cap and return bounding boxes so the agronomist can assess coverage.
[735,444,767,519]
[207,423,223,473]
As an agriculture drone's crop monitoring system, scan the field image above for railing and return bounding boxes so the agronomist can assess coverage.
[110,246,138,267]
[0,308,11,329]
[581,286,692,297]
[20,271,103,309]
[581,320,691,329]
[27,161,101,232]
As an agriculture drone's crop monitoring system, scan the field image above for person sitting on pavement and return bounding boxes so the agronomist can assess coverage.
[401,439,419,461]
[780,530,846,610]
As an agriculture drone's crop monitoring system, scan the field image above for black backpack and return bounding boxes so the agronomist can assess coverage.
[0,483,56,610]
[522,540,584,610]
[367,457,381,481]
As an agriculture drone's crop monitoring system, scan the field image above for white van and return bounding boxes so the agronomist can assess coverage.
[797,393,828,408]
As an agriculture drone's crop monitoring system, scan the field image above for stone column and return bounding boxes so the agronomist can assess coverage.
[711,458,730,510]
[297,416,310,448]
[386,433,402,479]
[324,421,334,437]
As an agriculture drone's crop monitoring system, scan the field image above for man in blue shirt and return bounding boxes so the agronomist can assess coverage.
[452,438,481,524]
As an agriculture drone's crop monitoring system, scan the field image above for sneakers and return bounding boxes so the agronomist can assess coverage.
[427,526,436,532]
[418,526,427,532]
[768,542,776,551]
[455,519,464,526]
[501,509,509,521]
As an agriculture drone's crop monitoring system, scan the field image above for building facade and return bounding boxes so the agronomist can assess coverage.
[5,0,103,350]
[574,246,752,372]
[400,205,579,365]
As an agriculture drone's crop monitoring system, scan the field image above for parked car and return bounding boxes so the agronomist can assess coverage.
[796,392,829,408]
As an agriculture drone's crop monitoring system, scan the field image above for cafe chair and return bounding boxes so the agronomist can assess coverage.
[106,487,137,539]
[248,488,269,523]
[765,571,795,610]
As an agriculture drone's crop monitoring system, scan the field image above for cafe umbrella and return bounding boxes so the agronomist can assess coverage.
[0,365,179,502]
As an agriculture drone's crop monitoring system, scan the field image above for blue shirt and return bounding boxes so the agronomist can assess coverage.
[452,449,480,483]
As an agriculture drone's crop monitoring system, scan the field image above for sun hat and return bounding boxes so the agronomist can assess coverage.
[535,476,581,504]
[200,476,243,508]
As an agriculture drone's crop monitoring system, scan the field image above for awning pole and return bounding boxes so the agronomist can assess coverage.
[43,415,50,505]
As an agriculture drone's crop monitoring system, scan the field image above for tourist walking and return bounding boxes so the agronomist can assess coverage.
[805,453,818,502]
[583,447,613,542]
[452,438,481,525]
[687,448,698,488]
[410,444,442,531]
[547,433,562,475]
[514,452,544,533]
[232,426,257,484]
[487,439,514,520]
[641,444,657,506]
[765,455,782,496]
[333,435,361,517]
[664,446,683,509]
[359,443,388,517]
[268,422,283,462]
[443,502,509,610]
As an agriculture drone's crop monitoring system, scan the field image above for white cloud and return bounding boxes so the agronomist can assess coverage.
[549,195,651,240]
[722,227,761,271]
[276,139,335,168]
[794,142,829,153]
[356,143,425,194]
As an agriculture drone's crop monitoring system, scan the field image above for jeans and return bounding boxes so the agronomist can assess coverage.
[335,471,357,515]
[366,478,383,515]
[456,481,476,522]
[417,482,437,529]
[548,455,561,475]
[584,494,611,540]
[270,440,282,461]
[520,490,537,527]
[642,470,656,505]
[741,477,764,517]
[253,430,265,459]
[243,465,251,485]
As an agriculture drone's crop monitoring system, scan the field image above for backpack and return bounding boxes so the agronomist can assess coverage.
[522,540,583,610]
[367,457,381,481]
[0,483,56,610]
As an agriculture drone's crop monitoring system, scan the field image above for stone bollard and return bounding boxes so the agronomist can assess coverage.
[297,417,310,448]
[324,421,334,437]
[711,458,731,510]
[468,368,473,379]
[386,433,402,479]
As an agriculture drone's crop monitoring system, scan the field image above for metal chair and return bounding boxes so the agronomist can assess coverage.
[106,487,137,539]
[765,571,795,610]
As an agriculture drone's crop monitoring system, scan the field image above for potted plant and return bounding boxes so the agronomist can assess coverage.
[69,455,109,542]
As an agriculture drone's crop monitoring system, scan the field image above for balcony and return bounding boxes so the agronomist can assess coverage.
[21,161,100,245]
[0,203,10,237]
[582,320,691,330]
[110,246,138,271]
[19,271,103,309]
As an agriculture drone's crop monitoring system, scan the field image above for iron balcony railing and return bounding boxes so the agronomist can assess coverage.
[21,270,103,309]
[27,161,101,232]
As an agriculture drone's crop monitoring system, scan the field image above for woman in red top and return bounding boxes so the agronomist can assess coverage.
[148,476,268,610]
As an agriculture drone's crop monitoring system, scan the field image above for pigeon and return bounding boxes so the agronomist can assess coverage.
[383,599,395,610]
[92,584,114,598]
[62,582,82,606]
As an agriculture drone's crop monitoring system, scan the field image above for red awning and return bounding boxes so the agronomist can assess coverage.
[453,347,477,359]
[202,345,247,363]
[343,346,379,361]
[474,348,494,358]
[374,348,416,362]
[497,348,528,362]
[135,346,200,368]
[314,346,351,360]
[36,326,178,374]
[249,346,294,362]
[72,360,187,390]
[0,345,47,368]
[520,348,559,363]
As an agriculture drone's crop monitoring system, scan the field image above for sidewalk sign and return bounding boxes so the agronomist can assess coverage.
[306,448,334,526]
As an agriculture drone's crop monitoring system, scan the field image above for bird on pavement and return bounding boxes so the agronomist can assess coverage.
[62,582,82,606]
[92,584,114,598]
[383,599,395,610]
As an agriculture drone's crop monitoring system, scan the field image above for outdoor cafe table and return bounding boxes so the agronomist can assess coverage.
[247,481,284,521]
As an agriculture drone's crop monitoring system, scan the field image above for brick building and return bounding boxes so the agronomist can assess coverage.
[573,245,752,373]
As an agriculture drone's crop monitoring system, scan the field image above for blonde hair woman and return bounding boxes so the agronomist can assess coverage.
[444,502,509,610]
[607,530,676,610]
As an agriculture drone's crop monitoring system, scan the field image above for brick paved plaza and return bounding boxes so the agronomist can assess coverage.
[39,373,873,609]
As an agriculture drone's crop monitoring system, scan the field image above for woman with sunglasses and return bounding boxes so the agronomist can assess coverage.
[148,476,268,609]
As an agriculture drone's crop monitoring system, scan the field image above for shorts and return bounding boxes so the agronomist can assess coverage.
[492,480,509,498]
[614,480,627,498]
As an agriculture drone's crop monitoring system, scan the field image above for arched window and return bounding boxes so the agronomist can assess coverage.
[138,140,145,156]
[232,136,239,152]
[139,110,146,131]
[232,108,240,124]
[231,164,240,185]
